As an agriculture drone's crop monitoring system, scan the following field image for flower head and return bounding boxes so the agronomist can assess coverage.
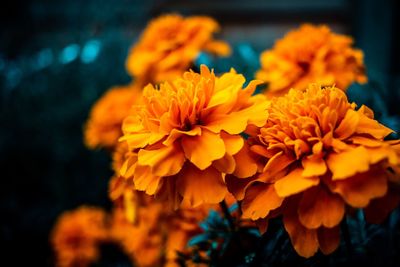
[84,83,142,150]
[125,14,231,84]
[227,84,400,257]
[121,65,268,208]
[256,24,367,96]
[110,205,163,267]
[50,206,108,267]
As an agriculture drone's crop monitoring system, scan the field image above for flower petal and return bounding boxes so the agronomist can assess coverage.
[162,127,201,146]
[317,226,340,255]
[275,168,320,198]
[301,156,327,177]
[241,183,284,220]
[213,153,236,174]
[155,177,182,210]
[225,175,256,201]
[181,129,225,170]
[176,164,227,206]
[138,144,185,176]
[328,167,388,208]
[220,132,244,155]
[233,143,259,178]
[298,187,344,229]
[134,165,162,195]
[264,151,295,177]
[356,107,393,139]
[327,146,370,180]
[334,109,359,139]
[121,132,164,149]
[283,212,319,258]
[204,113,249,135]
[363,186,400,224]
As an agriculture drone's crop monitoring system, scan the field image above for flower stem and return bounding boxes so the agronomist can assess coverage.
[219,200,235,231]
[341,216,353,256]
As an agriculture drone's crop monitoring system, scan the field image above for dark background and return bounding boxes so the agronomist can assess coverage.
[1,0,399,266]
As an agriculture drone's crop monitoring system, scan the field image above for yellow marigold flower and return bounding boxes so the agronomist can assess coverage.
[110,206,163,267]
[84,83,142,150]
[121,65,268,208]
[125,14,231,84]
[227,84,400,258]
[256,24,367,97]
[50,206,108,267]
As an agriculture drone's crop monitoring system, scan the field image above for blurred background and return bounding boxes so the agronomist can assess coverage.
[1,0,399,266]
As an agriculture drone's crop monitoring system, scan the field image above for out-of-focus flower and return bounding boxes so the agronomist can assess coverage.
[125,14,231,84]
[84,83,142,150]
[227,84,400,257]
[256,24,367,97]
[110,205,163,267]
[50,206,108,267]
[164,201,212,267]
[120,65,268,208]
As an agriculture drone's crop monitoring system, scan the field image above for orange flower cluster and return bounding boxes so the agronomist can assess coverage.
[84,84,142,150]
[126,14,231,84]
[227,84,400,257]
[256,24,367,97]
[120,65,268,208]
[76,17,400,264]
[110,127,237,266]
[50,206,108,267]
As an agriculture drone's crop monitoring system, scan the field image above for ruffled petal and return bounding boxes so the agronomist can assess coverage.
[283,211,319,258]
[275,168,320,197]
[232,143,259,178]
[225,175,257,201]
[241,183,284,220]
[317,226,340,255]
[220,132,244,155]
[301,156,327,177]
[213,153,236,174]
[176,164,227,206]
[356,107,393,139]
[162,127,201,146]
[327,146,370,180]
[328,167,388,208]
[134,165,162,195]
[138,144,185,176]
[334,109,359,139]
[298,187,344,229]
[364,186,400,224]
[181,129,225,170]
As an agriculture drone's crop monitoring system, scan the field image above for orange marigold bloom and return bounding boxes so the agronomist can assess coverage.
[84,83,142,150]
[120,65,268,208]
[50,206,108,267]
[110,205,163,267]
[227,84,400,258]
[256,24,367,97]
[125,14,231,84]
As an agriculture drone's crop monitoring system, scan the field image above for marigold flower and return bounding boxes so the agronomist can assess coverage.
[84,83,142,150]
[125,14,231,84]
[256,24,367,97]
[227,84,400,258]
[120,65,268,208]
[110,206,163,267]
[50,206,108,267]
[110,142,214,266]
